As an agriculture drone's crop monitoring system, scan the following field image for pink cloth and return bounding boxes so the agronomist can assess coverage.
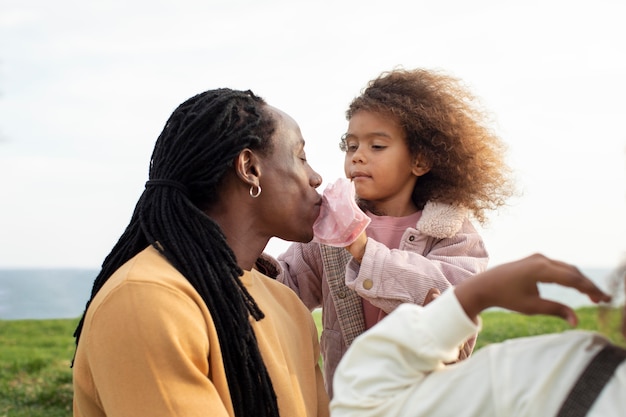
[312,178,370,247]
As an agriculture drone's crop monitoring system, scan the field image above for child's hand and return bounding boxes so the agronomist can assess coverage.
[345,231,367,263]
[312,178,370,248]
[423,288,441,306]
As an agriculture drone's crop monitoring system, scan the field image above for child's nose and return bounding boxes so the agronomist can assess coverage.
[352,147,366,163]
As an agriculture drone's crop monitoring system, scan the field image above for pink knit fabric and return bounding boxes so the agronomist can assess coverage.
[312,178,370,247]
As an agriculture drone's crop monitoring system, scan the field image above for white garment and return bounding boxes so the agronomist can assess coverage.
[331,289,626,417]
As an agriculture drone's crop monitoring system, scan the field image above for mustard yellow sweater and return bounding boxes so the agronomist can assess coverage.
[73,246,329,417]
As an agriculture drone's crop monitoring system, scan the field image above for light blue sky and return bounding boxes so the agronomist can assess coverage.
[1,0,625,269]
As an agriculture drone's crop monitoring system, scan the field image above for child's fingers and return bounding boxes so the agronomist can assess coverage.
[423,288,441,306]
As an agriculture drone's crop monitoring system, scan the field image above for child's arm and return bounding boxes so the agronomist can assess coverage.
[344,218,487,313]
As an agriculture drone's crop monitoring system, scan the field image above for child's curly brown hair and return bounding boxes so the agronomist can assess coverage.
[343,67,515,225]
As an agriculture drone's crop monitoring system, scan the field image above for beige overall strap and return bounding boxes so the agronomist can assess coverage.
[556,344,626,416]
[319,245,365,347]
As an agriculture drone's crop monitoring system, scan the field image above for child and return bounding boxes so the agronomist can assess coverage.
[277,68,514,397]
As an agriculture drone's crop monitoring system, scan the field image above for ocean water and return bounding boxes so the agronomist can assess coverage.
[0,267,620,320]
[0,269,96,320]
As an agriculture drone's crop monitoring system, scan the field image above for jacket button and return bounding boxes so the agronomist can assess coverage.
[338,291,346,299]
[363,279,373,290]
[408,235,415,241]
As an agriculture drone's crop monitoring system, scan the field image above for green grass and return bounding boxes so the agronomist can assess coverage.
[474,306,625,350]
[0,318,79,417]
[313,306,625,350]
[1,308,623,416]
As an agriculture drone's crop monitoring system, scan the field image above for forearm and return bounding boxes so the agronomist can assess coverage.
[331,291,479,416]
[346,238,486,311]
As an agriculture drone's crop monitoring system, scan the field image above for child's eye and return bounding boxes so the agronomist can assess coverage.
[372,144,386,150]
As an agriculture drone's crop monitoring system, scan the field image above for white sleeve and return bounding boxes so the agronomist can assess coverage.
[330,288,481,417]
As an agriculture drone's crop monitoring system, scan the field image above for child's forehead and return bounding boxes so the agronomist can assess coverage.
[350,106,397,119]
[349,109,403,129]
[349,109,399,125]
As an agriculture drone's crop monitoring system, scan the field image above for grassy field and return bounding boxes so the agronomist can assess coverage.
[1,308,624,417]
[0,318,79,417]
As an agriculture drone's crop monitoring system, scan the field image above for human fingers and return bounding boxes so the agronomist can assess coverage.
[423,288,441,306]
[514,297,578,327]
[455,254,609,320]
[531,256,611,304]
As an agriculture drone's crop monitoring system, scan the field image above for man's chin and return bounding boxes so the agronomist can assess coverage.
[299,229,315,244]
[279,230,315,244]
[302,231,315,244]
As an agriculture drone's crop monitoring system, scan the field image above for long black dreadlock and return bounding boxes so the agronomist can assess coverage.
[73,88,279,417]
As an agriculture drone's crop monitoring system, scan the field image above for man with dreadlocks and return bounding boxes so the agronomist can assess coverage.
[72,88,329,417]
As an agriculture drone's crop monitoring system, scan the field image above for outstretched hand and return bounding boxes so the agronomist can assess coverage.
[454,254,612,326]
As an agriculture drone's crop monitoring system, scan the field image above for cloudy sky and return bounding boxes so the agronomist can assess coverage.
[1,0,625,270]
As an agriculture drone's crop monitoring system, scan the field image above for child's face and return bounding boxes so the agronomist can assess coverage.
[342,110,429,216]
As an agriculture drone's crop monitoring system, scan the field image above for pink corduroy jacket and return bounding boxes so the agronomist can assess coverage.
[274,201,489,398]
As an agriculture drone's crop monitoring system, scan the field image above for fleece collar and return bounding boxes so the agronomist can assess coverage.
[415,201,468,239]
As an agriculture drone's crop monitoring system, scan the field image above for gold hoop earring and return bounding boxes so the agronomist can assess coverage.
[249,184,262,198]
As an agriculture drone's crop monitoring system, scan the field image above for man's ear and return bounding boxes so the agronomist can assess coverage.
[412,157,431,177]
[235,148,262,187]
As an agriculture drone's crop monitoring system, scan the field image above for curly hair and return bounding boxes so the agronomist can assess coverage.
[343,68,514,224]
[73,89,280,417]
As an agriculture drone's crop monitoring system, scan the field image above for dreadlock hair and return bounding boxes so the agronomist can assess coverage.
[73,88,279,417]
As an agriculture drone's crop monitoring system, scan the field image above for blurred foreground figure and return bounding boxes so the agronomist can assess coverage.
[331,254,625,417]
